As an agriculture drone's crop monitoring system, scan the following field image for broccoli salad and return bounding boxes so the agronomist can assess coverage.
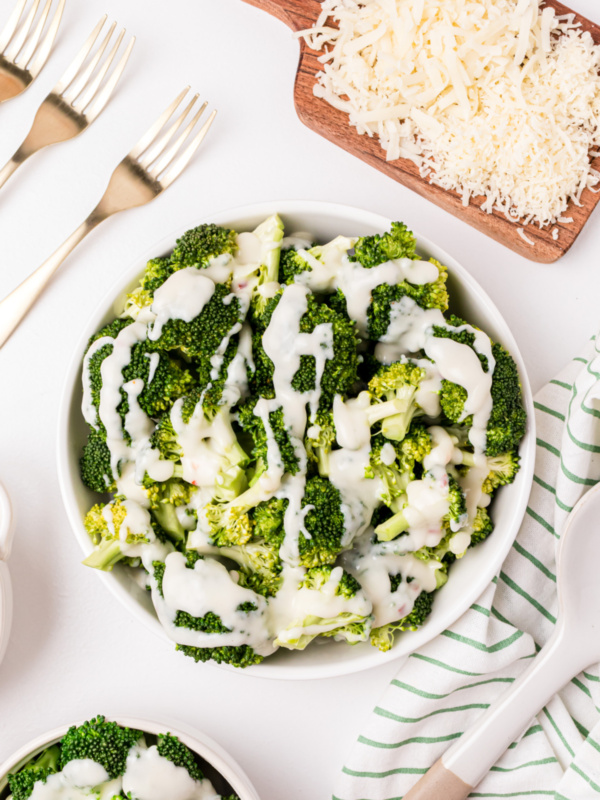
[78,214,526,667]
[6,716,237,800]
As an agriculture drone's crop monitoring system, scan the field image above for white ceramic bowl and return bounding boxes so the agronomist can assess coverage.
[0,715,260,800]
[57,200,535,680]
[0,481,14,669]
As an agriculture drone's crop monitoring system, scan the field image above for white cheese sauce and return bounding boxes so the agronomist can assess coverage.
[29,759,111,800]
[272,564,372,646]
[341,532,441,628]
[151,552,274,655]
[123,745,220,800]
[26,747,223,800]
[148,269,216,341]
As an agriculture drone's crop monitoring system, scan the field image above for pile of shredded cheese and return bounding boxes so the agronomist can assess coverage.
[300,0,600,228]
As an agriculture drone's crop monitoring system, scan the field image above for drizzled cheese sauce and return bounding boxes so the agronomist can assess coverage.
[26,746,222,800]
[82,220,503,656]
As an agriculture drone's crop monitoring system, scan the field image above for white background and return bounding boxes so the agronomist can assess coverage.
[0,0,598,797]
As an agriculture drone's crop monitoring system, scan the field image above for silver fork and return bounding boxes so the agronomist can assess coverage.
[0,15,135,189]
[0,87,217,348]
[0,0,66,104]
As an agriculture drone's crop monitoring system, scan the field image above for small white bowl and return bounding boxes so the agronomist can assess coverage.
[0,481,14,669]
[0,716,260,800]
[57,200,536,680]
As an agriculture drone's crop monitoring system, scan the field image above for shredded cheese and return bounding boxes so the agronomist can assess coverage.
[300,0,600,227]
[517,227,535,245]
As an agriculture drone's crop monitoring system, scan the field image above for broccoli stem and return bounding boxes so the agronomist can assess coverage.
[152,503,186,544]
[374,508,410,541]
[82,539,126,571]
[381,411,414,441]
[365,398,408,425]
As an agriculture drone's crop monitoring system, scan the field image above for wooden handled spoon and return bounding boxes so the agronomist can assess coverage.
[404,481,600,798]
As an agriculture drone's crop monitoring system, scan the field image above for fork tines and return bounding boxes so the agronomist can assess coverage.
[53,15,135,122]
[0,0,65,80]
[131,87,217,189]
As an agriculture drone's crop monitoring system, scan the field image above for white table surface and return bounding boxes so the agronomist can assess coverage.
[0,0,598,797]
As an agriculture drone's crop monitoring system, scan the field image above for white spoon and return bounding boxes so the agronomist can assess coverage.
[0,481,14,667]
[404,481,600,799]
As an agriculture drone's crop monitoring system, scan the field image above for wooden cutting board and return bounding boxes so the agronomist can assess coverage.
[241,0,600,262]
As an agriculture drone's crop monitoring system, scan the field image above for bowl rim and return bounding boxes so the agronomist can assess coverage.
[0,715,260,800]
[56,199,536,681]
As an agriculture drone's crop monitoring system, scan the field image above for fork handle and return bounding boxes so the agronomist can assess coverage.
[0,145,30,190]
[0,211,104,347]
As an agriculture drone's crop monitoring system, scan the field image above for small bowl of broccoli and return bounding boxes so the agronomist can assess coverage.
[0,714,259,800]
[57,200,535,679]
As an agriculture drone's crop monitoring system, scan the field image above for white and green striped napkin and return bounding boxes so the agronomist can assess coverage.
[334,334,600,800]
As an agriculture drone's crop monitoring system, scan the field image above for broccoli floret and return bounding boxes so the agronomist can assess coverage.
[193,497,286,596]
[59,715,143,779]
[293,294,359,416]
[279,235,354,290]
[249,213,285,286]
[120,344,195,419]
[203,504,253,547]
[150,284,244,406]
[299,476,347,567]
[176,643,263,668]
[81,321,193,486]
[237,397,300,479]
[83,318,134,429]
[156,733,204,782]
[349,221,418,268]
[152,553,263,640]
[482,450,520,493]
[251,496,288,544]
[397,423,433,471]
[367,258,449,340]
[8,745,60,800]
[138,256,172,296]
[248,291,282,398]
[144,473,194,508]
[169,224,238,271]
[87,317,134,349]
[470,506,494,545]
[301,564,361,597]
[370,590,434,651]
[143,472,195,545]
[432,315,490,371]
[366,360,427,441]
[366,424,432,509]
[275,565,372,649]
[305,411,336,476]
[80,426,115,494]
[83,499,154,571]
[202,472,280,547]
[439,379,470,425]
[217,539,283,597]
[374,473,466,542]
[149,413,183,461]
[365,438,413,508]
[148,406,249,517]
[486,342,527,457]
[125,223,239,309]
[433,316,492,425]
[279,247,312,284]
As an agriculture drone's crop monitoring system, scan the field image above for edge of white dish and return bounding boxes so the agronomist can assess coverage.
[0,482,13,562]
[0,715,260,800]
[56,199,536,681]
[0,482,13,669]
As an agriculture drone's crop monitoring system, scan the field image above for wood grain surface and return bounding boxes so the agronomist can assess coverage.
[242,0,600,262]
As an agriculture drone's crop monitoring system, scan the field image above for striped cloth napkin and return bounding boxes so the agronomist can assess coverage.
[334,334,600,800]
